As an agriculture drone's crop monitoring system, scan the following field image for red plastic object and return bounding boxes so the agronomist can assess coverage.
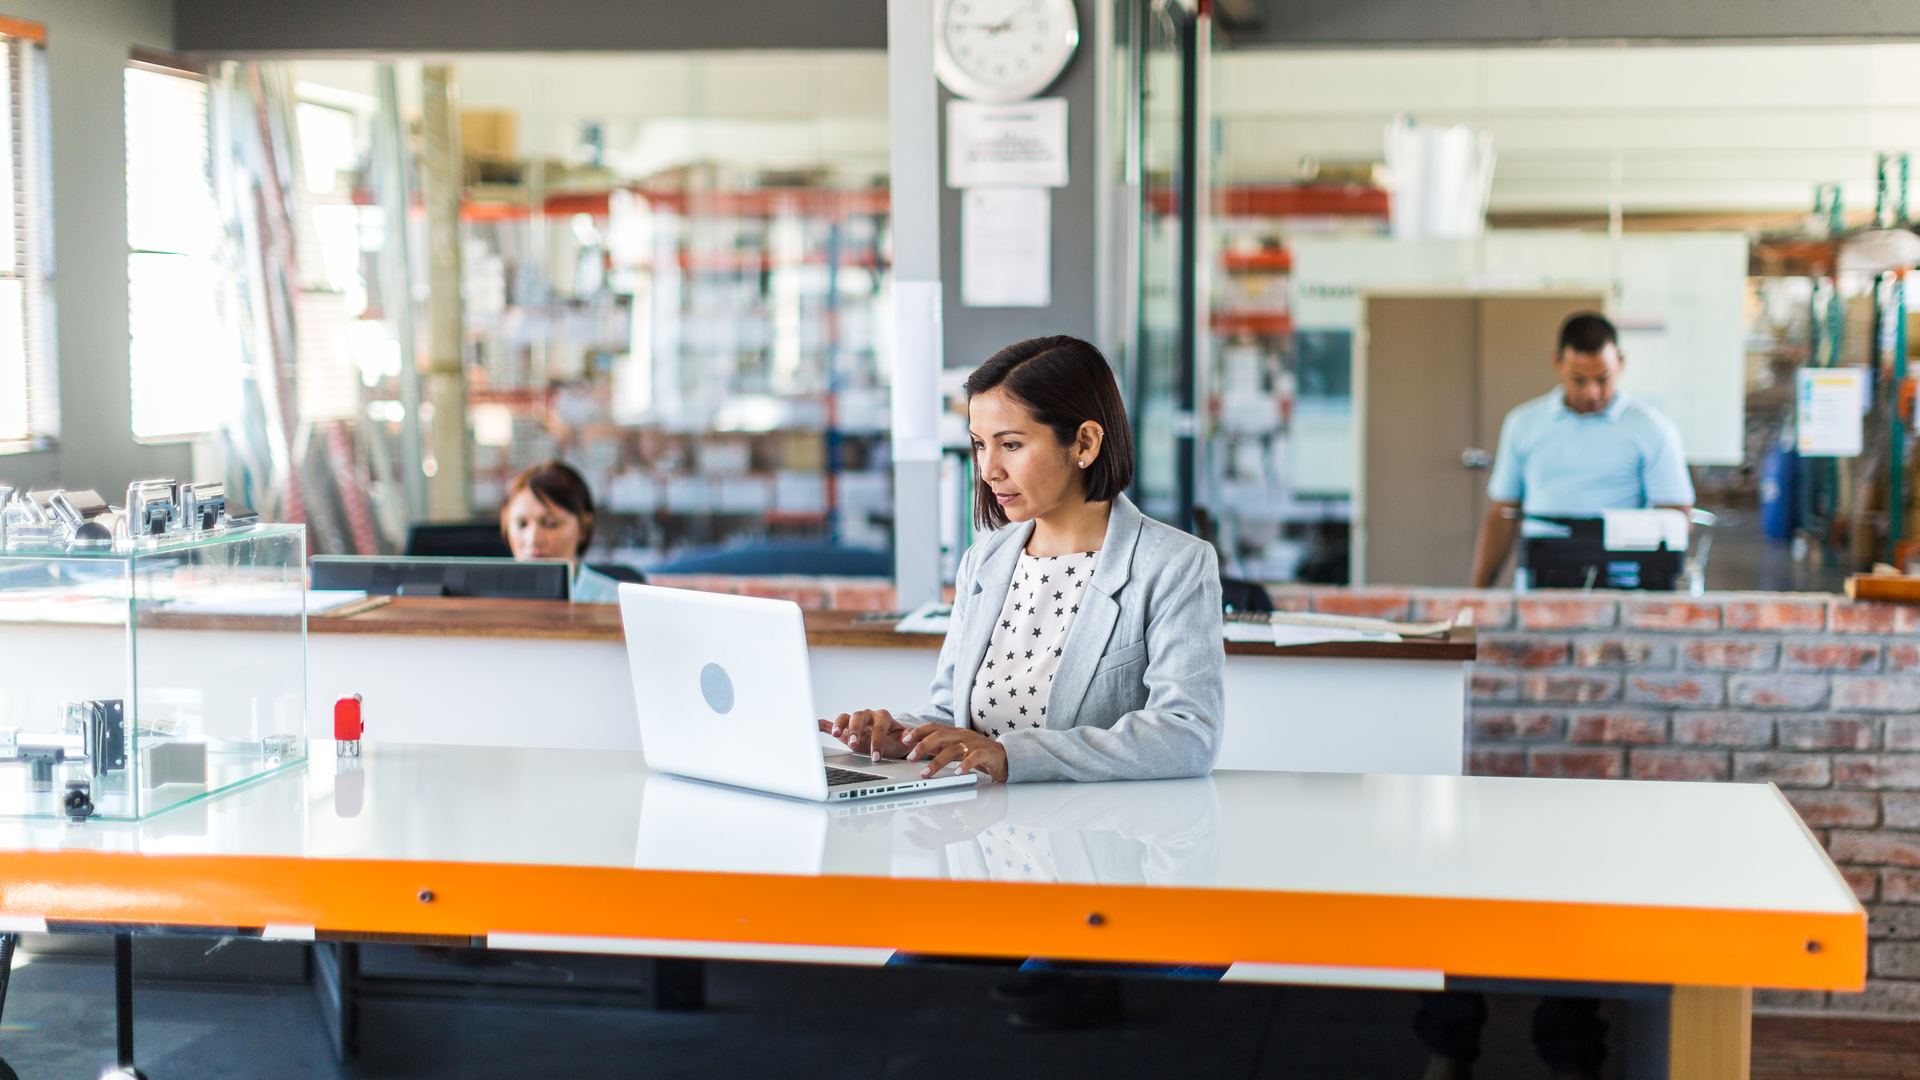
[333,695,364,741]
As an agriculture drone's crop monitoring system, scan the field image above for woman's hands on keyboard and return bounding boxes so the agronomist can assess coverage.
[819,709,913,761]
[903,724,1007,784]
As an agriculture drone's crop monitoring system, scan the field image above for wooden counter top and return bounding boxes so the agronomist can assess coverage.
[310,596,625,641]
[310,596,1476,660]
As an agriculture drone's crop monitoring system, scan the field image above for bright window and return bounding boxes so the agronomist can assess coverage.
[0,21,53,451]
[126,60,225,441]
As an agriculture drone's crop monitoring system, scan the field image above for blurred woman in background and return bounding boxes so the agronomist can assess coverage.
[499,461,622,604]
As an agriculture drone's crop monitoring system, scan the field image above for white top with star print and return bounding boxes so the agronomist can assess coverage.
[968,549,1100,740]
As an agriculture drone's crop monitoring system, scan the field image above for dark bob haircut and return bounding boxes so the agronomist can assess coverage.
[500,460,597,556]
[963,335,1134,530]
[1557,311,1618,357]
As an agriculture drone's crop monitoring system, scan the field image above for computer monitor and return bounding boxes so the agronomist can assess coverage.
[310,556,571,600]
[403,521,514,559]
[1520,517,1683,591]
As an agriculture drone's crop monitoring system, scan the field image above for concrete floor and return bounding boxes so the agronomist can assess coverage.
[0,947,1634,1080]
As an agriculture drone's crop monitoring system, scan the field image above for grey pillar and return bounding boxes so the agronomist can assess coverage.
[374,65,427,520]
[421,65,470,521]
[889,0,943,610]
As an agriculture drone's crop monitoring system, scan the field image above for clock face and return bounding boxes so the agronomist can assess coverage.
[936,0,1080,103]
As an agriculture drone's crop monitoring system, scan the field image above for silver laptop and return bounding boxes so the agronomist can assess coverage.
[617,584,979,802]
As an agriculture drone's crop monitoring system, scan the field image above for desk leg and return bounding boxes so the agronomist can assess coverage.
[0,934,17,1080]
[1668,986,1750,1080]
[112,933,148,1079]
[650,957,706,1011]
[311,942,361,1063]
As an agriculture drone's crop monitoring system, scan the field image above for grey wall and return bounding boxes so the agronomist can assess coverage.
[1219,0,1920,47]
[174,0,886,53]
[939,0,1098,371]
[0,0,185,498]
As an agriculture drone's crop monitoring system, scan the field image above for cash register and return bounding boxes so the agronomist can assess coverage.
[1515,508,1712,592]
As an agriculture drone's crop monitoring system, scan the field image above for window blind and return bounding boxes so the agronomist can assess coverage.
[0,28,53,449]
[126,63,223,441]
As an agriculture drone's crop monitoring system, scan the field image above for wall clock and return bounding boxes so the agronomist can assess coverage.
[935,0,1080,103]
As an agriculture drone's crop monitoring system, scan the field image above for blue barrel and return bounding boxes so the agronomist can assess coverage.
[1760,443,1799,540]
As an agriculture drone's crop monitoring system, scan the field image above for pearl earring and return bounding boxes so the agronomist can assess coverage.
[1078,461,1087,468]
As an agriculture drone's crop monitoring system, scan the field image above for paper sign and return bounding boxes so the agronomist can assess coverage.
[1796,367,1869,457]
[947,98,1068,188]
[962,188,1051,308]
[891,281,944,462]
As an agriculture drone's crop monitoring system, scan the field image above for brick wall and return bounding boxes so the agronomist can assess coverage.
[1267,584,1920,1017]
[646,574,901,611]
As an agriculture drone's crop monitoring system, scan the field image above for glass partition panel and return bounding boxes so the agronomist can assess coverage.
[1127,0,1198,530]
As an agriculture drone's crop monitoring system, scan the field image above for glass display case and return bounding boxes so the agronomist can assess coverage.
[0,525,307,820]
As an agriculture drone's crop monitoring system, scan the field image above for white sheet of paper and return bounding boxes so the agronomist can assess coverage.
[1797,367,1868,457]
[1270,625,1402,646]
[163,590,368,616]
[890,280,943,462]
[946,98,1069,188]
[962,188,1050,308]
[1601,509,1690,552]
[894,601,953,634]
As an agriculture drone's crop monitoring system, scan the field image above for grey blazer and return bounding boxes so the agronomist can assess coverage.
[897,494,1225,783]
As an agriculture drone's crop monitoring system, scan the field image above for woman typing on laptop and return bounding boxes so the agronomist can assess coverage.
[821,335,1225,784]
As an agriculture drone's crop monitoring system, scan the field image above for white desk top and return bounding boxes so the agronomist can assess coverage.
[2,741,1852,916]
[0,743,1859,991]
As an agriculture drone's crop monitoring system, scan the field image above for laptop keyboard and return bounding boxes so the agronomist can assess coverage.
[825,765,888,787]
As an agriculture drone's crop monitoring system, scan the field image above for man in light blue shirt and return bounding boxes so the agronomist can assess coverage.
[1468,312,1694,587]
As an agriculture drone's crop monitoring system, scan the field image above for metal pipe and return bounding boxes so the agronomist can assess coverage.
[1174,3,1200,533]
[1894,269,1909,564]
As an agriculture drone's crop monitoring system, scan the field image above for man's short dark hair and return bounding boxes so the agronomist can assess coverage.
[963,335,1134,530]
[1557,312,1618,357]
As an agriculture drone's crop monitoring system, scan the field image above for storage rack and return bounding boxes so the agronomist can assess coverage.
[1747,155,1917,573]
[1203,181,1388,583]
[459,180,895,565]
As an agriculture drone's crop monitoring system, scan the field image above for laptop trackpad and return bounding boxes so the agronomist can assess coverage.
[823,750,962,780]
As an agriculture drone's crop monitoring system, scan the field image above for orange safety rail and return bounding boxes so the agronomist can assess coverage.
[1212,310,1293,338]
[466,387,553,408]
[0,850,1865,992]
[1217,183,1390,218]
[1223,250,1292,274]
[1149,183,1390,218]
[672,250,887,275]
[1750,239,1840,278]
[463,187,890,223]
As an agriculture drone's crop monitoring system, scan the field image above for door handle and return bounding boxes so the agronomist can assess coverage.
[1461,448,1493,469]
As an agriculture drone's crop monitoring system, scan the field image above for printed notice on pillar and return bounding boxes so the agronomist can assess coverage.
[1796,366,1869,457]
[962,188,1050,308]
[947,99,1068,188]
